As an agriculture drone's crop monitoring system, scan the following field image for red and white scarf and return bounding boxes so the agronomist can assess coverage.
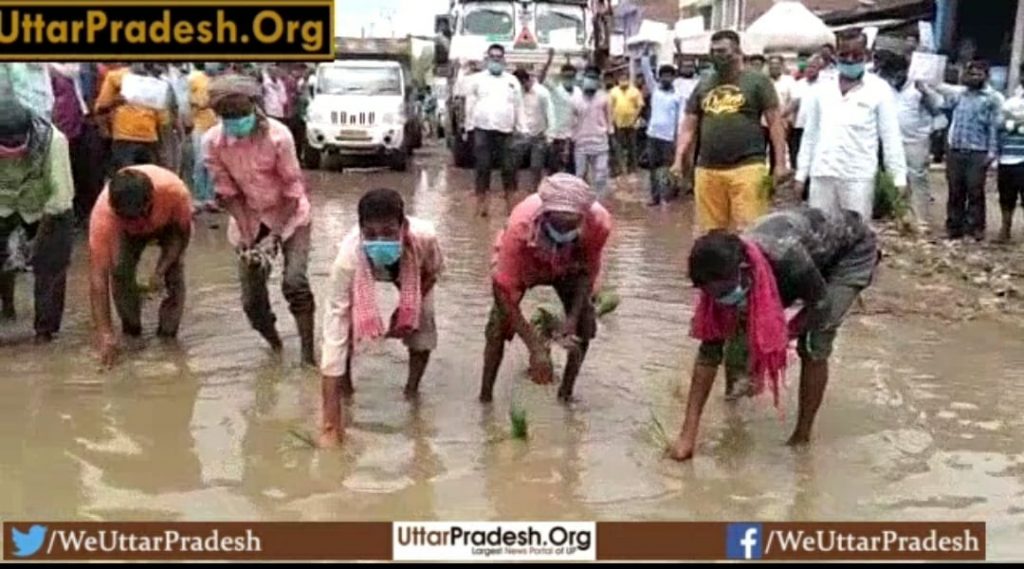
[351,224,422,344]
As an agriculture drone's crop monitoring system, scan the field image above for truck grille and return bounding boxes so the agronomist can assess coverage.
[331,111,376,125]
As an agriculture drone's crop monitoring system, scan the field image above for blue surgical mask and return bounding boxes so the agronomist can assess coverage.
[222,113,257,137]
[363,240,402,267]
[544,222,580,246]
[488,60,504,76]
[582,77,600,92]
[837,61,866,80]
[716,284,748,308]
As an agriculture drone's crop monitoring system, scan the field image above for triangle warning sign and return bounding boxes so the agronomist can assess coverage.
[514,26,537,49]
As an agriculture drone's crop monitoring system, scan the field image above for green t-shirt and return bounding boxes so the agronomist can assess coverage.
[686,70,779,168]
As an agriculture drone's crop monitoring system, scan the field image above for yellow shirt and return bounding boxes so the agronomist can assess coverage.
[609,84,644,129]
[188,71,219,133]
[94,67,162,143]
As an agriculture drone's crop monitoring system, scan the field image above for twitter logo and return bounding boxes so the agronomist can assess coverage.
[11,525,48,558]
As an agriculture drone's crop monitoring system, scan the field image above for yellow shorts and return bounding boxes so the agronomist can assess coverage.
[694,162,769,234]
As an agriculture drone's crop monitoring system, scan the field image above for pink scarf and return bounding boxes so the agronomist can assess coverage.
[351,226,422,344]
[691,238,789,407]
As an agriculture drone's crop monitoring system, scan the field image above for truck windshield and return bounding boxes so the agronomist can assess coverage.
[462,2,514,41]
[536,4,585,46]
[318,66,402,96]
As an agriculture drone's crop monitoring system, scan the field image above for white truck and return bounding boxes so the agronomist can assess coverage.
[435,0,593,168]
[303,37,422,171]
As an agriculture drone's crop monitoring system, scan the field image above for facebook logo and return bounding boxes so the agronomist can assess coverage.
[726,523,763,560]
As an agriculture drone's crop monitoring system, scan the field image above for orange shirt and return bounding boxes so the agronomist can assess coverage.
[94,67,162,143]
[188,70,218,133]
[89,164,193,273]
[491,194,612,300]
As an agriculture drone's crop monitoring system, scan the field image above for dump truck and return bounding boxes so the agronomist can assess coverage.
[434,0,593,168]
[303,37,423,171]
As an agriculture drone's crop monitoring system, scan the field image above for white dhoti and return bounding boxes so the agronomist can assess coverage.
[809,176,876,222]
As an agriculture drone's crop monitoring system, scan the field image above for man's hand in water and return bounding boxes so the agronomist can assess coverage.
[528,344,555,385]
[668,436,696,462]
[98,332,120,368]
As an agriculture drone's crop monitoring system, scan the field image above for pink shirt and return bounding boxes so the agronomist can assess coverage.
[262,74,287,118]
[203,118,311,244]
[492,194,612,299]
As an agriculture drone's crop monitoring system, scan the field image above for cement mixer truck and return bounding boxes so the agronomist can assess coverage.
[434,0,593,168]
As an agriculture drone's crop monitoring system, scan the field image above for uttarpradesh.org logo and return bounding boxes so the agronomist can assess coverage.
[11,525,48,558]
[726,523,763,560]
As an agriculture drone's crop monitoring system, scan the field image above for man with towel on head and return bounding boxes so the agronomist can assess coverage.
[481,173,613,403]
[203,73,316,365]
[318,188,445,448]
[0,93,75,343]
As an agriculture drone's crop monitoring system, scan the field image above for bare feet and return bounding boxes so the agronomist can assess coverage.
[667,437,695,462]
[318,426,343,449]
[786,432,811,447]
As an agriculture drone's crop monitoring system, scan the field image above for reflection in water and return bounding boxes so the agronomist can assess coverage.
[0,144,1021,558]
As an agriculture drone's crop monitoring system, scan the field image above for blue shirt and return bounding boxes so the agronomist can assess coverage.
[641,56,684,142]
[947,88,1000,155]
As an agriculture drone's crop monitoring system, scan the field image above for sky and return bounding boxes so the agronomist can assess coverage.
[337,0,451,38]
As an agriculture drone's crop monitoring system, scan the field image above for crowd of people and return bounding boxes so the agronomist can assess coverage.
[0,25,1016,462]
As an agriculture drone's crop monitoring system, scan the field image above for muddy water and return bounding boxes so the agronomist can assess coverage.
[0,144,1021,559]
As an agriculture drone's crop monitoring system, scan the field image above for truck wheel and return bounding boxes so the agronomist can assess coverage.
[453,134,473,169]
[301,143,321,170]
[391,150,409,172]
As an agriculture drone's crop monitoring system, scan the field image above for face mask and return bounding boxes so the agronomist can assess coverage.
[797,61,808,72]
[563,79,575,91]
[222,113,257,138]
[362,240,402,267]
[837,61,866,80]
[543,222,580,246]
[715,284,748,308]
[487,60,504,76]
[582,78,600,92]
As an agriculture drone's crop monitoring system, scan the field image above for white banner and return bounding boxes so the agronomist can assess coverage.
[121,73,169,110]
[393,522,596,561]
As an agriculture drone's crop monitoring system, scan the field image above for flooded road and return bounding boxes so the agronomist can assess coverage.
[0,142,1021,559]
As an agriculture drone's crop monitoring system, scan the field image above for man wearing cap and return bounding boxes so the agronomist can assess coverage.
[88,165,193,366]
[203,74,316,365]
[480,173,613,403]
[0,99,75,343]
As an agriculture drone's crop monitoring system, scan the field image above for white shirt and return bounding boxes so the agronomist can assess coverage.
[895,81,941,145]
[674,76,699,102]
[773,74,797,110]
[465,71,524,134]
[320,217,445,378]
[796,73,907,187]
[791,78,818,129]
[546,81,583,140]
[521,82,554,137]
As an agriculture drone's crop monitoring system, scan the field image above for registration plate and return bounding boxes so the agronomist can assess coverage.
[338,129,369,140]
